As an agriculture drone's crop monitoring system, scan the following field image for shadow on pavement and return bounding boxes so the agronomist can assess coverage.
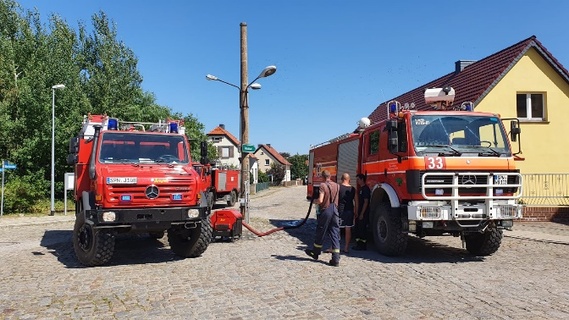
[41,230,183,268]
[268,218,486,264]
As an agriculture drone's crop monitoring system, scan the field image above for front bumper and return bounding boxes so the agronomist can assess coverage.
[85,206,206,228]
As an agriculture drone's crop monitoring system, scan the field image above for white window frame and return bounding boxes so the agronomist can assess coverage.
[265,159,270,166]
[220,146,232,159]
[517,92,545,121]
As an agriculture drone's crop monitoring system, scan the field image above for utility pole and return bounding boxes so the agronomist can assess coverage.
[205,23,276,223]
[239,22,250,223]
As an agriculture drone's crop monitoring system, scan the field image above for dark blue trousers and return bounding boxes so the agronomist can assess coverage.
[312,205,340,262]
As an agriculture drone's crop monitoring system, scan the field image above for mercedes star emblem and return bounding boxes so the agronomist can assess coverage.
[146,185,159,199]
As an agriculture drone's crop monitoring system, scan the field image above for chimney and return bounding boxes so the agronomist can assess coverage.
[267,144,271,148]
[455,60,476,73]
[219,124,225,129]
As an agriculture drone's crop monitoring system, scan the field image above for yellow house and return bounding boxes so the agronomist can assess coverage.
[366,36,569,219]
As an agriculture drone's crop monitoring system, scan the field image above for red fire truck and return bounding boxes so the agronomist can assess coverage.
[67,114,212,266]
[192,156,240,209]
[307,87,523,256]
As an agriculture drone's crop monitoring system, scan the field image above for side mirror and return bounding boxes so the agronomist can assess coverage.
[510,121,521,142]
[387,119,398,131]
[389,131,399,153]
[200,141,209,165]
[67,154,78,165]
[69,137,79,153]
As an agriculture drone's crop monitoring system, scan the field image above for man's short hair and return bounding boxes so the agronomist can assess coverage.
[321,170,331,179]
[341,173,350,181]
[356,173,366,181]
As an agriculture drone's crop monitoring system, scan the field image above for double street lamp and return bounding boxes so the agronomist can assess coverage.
[51,83,65,216]
[206,65,277,221]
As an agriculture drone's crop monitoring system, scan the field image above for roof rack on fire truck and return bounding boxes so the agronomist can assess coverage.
[386,86,472,116]
[79,114,186,139]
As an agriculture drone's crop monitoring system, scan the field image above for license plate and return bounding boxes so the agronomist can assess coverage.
[106,177,137,184]
[494,175,508,185]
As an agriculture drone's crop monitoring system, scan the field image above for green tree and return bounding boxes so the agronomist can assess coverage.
[258,170,269,183]
[266,163,285,185]
[288,154,308,180]
[0,2,217,213]
[181,112,217,162]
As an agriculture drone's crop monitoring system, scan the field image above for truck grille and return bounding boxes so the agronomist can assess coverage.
[421,171,522,200]
[106,178,196,205]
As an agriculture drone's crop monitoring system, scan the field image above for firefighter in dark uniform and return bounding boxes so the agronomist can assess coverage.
[305,169,341,266]
[353,173,371,250]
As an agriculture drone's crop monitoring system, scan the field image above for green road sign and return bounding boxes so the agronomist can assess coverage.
[242,144,255,153]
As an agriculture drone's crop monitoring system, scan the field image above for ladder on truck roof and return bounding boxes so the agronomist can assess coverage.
[79,114,186,138]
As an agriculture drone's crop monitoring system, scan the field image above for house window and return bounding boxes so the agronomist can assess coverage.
[516,93,545,120]
[218,146,233,159]
[211,137,221,142]
[265,159,270,166]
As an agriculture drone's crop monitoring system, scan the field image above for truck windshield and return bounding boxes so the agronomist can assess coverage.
[411,114,511,157]
[98,132,190,164]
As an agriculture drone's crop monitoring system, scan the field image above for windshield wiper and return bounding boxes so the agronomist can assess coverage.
[425,145,462,156]
[476,146,501,156]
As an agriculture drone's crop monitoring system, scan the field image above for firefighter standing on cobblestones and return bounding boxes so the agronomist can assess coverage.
[305,170,341,266]
[353,173,371,251]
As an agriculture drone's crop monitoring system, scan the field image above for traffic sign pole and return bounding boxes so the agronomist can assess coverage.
[1,161,17,217]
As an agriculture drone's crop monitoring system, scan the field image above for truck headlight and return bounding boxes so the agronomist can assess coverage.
[101,211,117,222]
[187,209,200,218]
[418,206,442,219]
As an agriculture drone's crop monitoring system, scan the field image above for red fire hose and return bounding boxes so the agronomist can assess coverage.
[241,198,315,237]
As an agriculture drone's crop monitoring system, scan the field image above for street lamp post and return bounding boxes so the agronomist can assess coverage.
[205,23,276,222]
[51,84,65,216]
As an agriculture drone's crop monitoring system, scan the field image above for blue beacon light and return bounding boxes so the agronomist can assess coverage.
[169,122,178,133]
[389,102,397,113]
[108,118,118,130]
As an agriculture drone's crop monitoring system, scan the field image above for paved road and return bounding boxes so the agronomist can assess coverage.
[0,186,568,319]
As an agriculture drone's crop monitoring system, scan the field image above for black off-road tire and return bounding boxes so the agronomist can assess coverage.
[465,225,503,256]
[73,213,115,266]
[227,190,238,207]
[168,216,213,258]
[371,202,408,256]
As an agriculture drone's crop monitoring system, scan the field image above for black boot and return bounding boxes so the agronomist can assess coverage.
[329,252,340,267]
[304,249,319,260]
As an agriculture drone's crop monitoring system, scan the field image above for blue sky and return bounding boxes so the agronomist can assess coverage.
[16,0,569,155]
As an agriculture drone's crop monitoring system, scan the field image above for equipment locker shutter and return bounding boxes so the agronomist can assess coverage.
[337,139,359,186]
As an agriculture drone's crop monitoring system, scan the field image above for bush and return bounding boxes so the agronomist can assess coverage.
[258,171,269,183]
[1,173,48,214]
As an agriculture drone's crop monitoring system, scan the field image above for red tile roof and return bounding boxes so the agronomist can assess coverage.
[207,126,240,147]
[366,35,569,124]
[257,144,292,166]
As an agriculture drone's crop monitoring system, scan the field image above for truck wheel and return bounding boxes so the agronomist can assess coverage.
[465,225,502,256]
[73,212,115,266]
[168,215,213,258]
[227,190,237,207]
[371,202,408,256]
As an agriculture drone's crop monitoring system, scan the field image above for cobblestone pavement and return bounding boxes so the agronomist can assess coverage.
[1,186,568,319]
